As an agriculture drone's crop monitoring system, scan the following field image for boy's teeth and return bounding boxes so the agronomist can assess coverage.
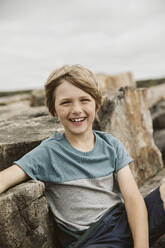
[71,118,85,122]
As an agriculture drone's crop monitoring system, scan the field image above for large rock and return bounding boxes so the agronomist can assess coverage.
[146,83,165,108]
[0,180,57,248]
[30,89,45,107]
[150,100,165,164]
[140,168,165,248]
[96,71,136,92]
[150,100,165,130]
[94,87,163,186]
[154,130,165,164]
[0,106,63,171]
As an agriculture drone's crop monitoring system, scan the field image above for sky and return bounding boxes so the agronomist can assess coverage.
[0,0,165,91]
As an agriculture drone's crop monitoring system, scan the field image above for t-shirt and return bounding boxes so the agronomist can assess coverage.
[14,130,133,232]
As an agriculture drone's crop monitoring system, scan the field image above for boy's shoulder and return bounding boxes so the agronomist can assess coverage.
[94,130,121,147]
[41,132,64,146]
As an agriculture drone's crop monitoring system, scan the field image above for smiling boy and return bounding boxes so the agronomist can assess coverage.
[0,65,165,248]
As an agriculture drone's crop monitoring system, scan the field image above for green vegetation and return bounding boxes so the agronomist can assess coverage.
[0,89,32,97]
[136,78,165,88]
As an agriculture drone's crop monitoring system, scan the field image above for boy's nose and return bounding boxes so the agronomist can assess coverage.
[71,102,82,114]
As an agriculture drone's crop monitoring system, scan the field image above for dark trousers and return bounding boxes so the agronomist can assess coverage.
[57,187,165,248]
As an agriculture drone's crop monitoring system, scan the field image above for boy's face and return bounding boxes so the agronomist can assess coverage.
[54,80,96,138]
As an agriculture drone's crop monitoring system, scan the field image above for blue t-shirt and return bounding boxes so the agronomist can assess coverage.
[14,130,132,232]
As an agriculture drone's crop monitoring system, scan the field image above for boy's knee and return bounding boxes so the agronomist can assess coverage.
[160,183,165,210]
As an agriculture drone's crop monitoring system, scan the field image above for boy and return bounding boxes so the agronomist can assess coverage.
[0,65,165,248]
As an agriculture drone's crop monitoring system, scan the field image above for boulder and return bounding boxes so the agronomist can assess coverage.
[96,72,136,92]
[140,168,165,248]
[146,83,165,108]
[30,89,45,107]
[94,87,163,186]
[0,180,57,248]
[150,100,165,130]
[0,106,63,171]
[154,130,165,164]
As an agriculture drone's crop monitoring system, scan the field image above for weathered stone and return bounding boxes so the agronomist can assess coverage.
[146,83,165,108]
[30,89,45,107]
[96,72,136,92]
[140,168,165,248]
[140,168,165,197]
[0,106,63,170]
[150,100,165,130]
[154,130,165,164]
[94,87,163,186]
[0,180,57,248]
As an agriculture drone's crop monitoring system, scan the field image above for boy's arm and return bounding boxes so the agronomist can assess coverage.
[117,164,149,248]
[0,165,29,194]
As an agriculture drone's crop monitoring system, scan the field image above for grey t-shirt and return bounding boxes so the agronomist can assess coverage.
[14,130,133,232]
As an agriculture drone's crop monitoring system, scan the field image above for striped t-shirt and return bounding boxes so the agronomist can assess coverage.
[14,130,132,232]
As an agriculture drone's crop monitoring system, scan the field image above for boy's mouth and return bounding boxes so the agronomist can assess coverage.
[69,117,86,123]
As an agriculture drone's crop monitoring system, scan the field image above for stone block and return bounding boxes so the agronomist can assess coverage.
[30,89,45,107]
[0,106,63,171]
[0,180,57,248]
[96,71,136,93]
[146,83,165,108]
[94,87,163,186]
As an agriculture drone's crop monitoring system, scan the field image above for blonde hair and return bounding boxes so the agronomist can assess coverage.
[45,64,102,116]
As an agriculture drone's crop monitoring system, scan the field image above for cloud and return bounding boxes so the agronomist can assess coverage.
[0,0,165,90]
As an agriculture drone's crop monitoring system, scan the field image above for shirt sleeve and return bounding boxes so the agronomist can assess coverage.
[14,143,51,182]
[112,136,133,172]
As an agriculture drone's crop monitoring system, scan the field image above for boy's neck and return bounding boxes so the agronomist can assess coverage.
[65,131,95,152]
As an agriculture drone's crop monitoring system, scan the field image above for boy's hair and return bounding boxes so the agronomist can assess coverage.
[45,64,102,116]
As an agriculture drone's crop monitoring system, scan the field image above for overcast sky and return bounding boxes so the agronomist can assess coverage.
[0,0,165,91]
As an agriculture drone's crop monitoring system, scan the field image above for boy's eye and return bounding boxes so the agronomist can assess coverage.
[61,101,70,105]
[81,99,90,102]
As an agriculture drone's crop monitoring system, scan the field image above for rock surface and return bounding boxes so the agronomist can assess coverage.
[94,87,163,186]
[140,168,165,248]
[0,180,57,248]
[0,106,63,170]
[30,89,45,107]
[96,71,136,92]
[146,83,165,108]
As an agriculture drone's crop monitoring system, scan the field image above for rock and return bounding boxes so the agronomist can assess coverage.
[96,72,136,92]
[140,168,165,197]
[140,168,165,248]
[0,106,63,170]
[94,87,163,186]
[146,83,165,108]
[150,100,165,130]
[0,180,57,248]
[154,130,165,164]
[30,89,45,107]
